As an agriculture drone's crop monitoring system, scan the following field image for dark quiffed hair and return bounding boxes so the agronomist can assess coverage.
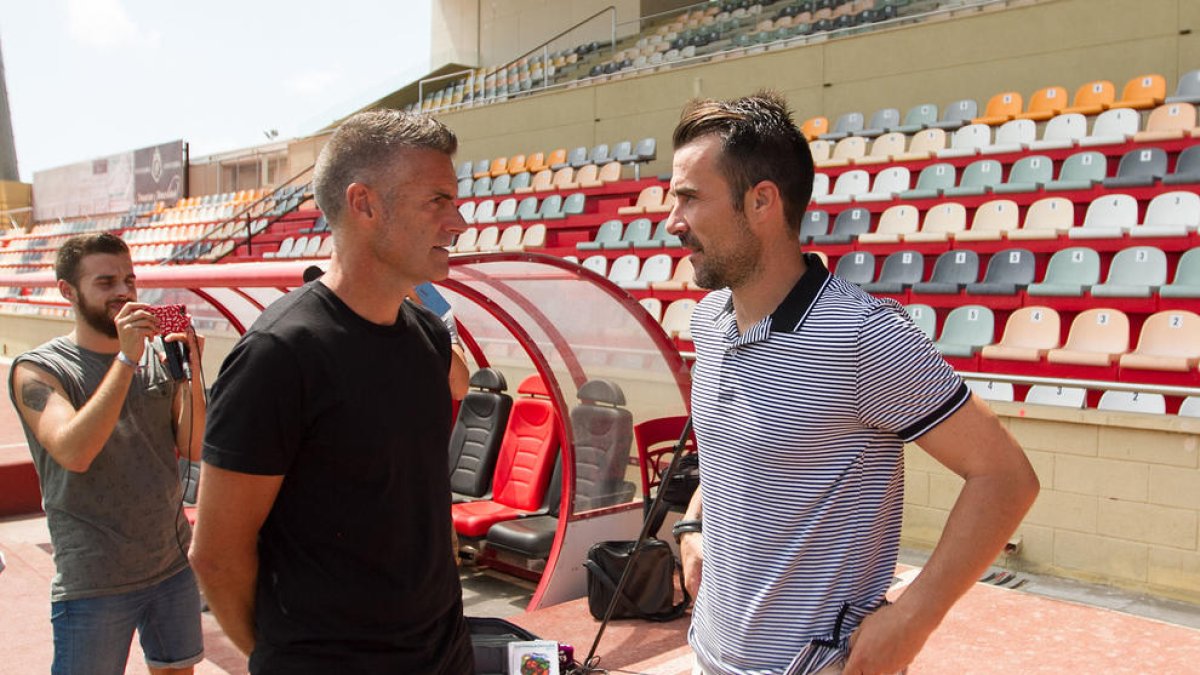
[313,109,458,226]
[672,90,814,234]
[55,233,129,286]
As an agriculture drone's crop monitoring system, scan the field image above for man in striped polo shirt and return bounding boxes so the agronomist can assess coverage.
[665,92,1039,675]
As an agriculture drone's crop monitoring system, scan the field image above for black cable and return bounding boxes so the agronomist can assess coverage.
[172,333,206,565]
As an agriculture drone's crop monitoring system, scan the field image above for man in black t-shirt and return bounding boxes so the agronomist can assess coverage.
[190,110,473,674]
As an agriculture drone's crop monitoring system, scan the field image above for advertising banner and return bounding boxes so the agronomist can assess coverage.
[32,140,186,221]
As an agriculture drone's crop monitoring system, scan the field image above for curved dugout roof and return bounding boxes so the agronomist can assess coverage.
[0,252,692,609]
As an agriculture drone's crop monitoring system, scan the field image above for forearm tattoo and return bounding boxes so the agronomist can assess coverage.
[21,380,54,412]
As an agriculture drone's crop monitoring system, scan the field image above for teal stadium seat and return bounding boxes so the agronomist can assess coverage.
[1027,247,1101,297]
[639,219,682,249]
[900,163,956,200]
[904,304,937,340]
[934,305,995,357]
[1045,151,1106,191]
[942,159,1003,197]
[859,107,901,138]
[993,155,1053,194]
[609,218,652,249]
[812,207,872,245]
[893,103,938,134]
[1091,246,1167,297]
[1160,248,1200,298]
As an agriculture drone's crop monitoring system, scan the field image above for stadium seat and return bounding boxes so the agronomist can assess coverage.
[893,128,947,162]
[514,196,540,221]
[1119,310,1200,372]
[906,202,966,242]
[1167,69,1200,104]
[812,206,872,244]
[1132,191,1200,239]
[566,146,590,169]
[937,123,992,158]
[473,200,497,224]
[607,254,641,286]
[661,299,697,340]
[1098,390,1166,414]
[511,171,533,193]
[819,136,867,167]
[619,185,666,214]
[563,192,586,217]
[492,173,514,196]
[981,119,1036,155]
[801,116,830,140]
[913,249,979,294]
[1163,145,1200,185]
[265,236,295,259]
[652,255,695,291]
[1008,195,1075,240]
[494,198,519,223]
[808,139,833,165]
[551,167,575,191]
[622,253,674,289]
[980,306,1060,361]
[929,98,978,130]
[965,380,1015,402]
[893,103,939,134]
[507,223,546,251]
[966,248,1035,295]
[810,173,830,202]
[1045,151,1106,191]
[487,157,508,178]
[1063,80,1116,115]
[899,162,955,200]
[1179,396,1200,418]
[856,166,910,202]
[448,368,513,501]
[934,305,994,357]
[526,151,549,173]
[863,250,923,294]
[1110,73,1167,110]
[507,154,528,175]
[607,218,651,249]
[515,170,551,194]
[1046,308,1129,366]
[490,225,522,252]
[458,161,474,181]
[904,304,936,339]
[547,148,569,170]
[1024,385,1087,409]
[454,227,479,253]
[858,204,918,243]
[1103,147,1167,188]
[833,250,875,285]
[1016,85,1068,121]
[1029,113,1088,151]
[639,297,663,322]
[472,159,491,179]
[483,460,561,560]
[590,144,612,165]
[820,111,865,141]
[859,107,901,138]
[815,169,870,204]
[1027,247,1101,296]
[451,375,560,537]
[570,164,599,189]
[474,226,500,252]
[974,91,1023,126]
[1091,246,1167,297]
[942,159,1003,197]
[1079,108,1140,147]
[957,199,1019,241]
[1068,194,1138,239]
[992,155,1053,194]
[1134,102,1196,142]
[857,132,908,165]
[800,209,830,244]
[537,195,565,220]
[641,219,682,249]
[581,254,608,276]
[1160,248,1200,298]
[458,178,473,199]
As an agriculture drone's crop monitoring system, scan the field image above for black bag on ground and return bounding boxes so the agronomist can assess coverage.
[583,538,689,622]
[468,616,541,675]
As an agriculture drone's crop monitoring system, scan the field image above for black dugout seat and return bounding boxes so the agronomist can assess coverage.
[449,368,513,503]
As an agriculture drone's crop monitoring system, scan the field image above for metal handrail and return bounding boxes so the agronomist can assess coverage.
[957,372,1200,399]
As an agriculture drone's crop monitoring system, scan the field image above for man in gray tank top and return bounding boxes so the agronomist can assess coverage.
[8,233,207,675]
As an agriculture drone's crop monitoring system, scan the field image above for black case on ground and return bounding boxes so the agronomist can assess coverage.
[468,616,541,675]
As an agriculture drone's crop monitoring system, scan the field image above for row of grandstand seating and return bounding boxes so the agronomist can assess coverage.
[459,162,625,198]
[812,147,1196,205]
[574,246,1200,301]
[459,139,657,181]
[811,110,1196,171]
[798,192,1198,244]
[262,235,333,260]
[964,380,1200,417]
[459,193,588,223]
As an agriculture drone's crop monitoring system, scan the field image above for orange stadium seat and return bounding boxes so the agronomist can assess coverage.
[1016,85,1068,121]
[1063,80,1116,115]
[507,154,528,175]
[801,116,829,140]
[526,151,549,173]
[1111,73,1167,110]
[487,156,508,177]
[974,91,1023,125]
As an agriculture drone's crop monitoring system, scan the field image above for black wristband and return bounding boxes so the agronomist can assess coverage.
[672,518,702,543]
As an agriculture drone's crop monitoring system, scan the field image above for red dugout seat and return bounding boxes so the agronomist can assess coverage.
[452,374,560,537]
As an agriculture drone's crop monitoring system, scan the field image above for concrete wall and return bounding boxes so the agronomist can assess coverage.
[432,0,1193,175]
[904,402,1200,603]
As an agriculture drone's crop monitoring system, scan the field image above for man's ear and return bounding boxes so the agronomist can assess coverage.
[746,180,782,224]
[344,182,376,222]
[57,280,75,303]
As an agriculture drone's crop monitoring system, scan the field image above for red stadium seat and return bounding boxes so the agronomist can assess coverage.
[451,374,560,537]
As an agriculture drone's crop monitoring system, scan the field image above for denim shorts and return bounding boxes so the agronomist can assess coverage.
[50,566,204,674]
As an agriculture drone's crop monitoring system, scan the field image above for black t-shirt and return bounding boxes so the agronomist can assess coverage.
[203,282,471,674]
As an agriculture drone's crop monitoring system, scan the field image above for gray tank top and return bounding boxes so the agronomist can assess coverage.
[8,336,190,601]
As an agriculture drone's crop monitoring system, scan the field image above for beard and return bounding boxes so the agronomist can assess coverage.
[75,292,120,339]
[683,214,763,290]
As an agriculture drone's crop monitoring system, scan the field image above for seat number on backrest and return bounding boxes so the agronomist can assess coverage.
[1030,158,1041,169]
[935,165,947,175]
[1140,150,1153,161]
[1097,312,1110,325]
[968,308,980,321]
[1170,314,1184,328]
[1169,105,1181,117]
[1002,94,1013,103]
[1071,250,1085,262]
[1009,251,1021,263]
[854,253,865,263]
[1081,154,1094,165]
[1092,83,1104,93]
[955,252,967,263]
[1031,310,1043,322]
[1136,249,1148,262]
[902,252,913,264]
[1047,89,1059,99]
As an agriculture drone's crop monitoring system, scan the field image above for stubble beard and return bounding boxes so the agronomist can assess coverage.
[688,214,763,290]
[75,291,120,339]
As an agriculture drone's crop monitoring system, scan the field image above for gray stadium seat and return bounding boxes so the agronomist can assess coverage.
[609,218,652,249]
[1091,246,1168,297]
[893,103,939,134]
[965,248,1035,295]
[820,111,865,141]
[812,207,872,245]
[859,108,901,138]
[904,304,937,340]
[1166,69,1200,105]
[1103,147,1167,189]
[1027,247,1100,297]
[1160,248,1200,298]
[492,173,513,196]
[913,250,979,294]
[929,98,978,130]
[863,250,924,294]
[834,250,876,285]
[639,219,681,248]
[800,210,829,244]
[1163,145,1200,186]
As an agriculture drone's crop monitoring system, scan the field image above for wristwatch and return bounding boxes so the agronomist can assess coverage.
[671,518,702,543]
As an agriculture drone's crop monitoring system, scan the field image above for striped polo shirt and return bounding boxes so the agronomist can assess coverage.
[687,253,968,675]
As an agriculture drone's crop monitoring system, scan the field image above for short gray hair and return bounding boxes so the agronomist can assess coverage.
[313,110,458,225]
